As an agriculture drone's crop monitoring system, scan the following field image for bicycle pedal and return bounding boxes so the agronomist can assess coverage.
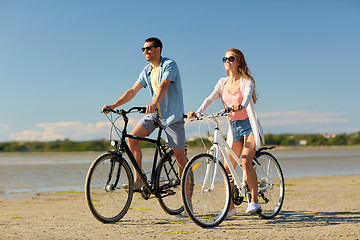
[166,190,175,195]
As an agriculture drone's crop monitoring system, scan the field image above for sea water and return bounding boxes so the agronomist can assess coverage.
[0,147,359,196]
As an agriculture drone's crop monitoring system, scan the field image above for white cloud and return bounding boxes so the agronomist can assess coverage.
[259,111,351,133]
[10,122,108,141]
[0,123,10,132]
[9,115,144,142]
[259,111,348,124]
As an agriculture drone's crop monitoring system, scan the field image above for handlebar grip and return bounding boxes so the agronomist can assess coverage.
[102,106,116,113]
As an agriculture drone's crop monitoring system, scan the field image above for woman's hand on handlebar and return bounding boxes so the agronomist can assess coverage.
[231,103,244,112]
[187,111,196,119]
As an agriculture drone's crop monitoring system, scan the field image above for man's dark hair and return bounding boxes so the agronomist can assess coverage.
[145,37,163,53]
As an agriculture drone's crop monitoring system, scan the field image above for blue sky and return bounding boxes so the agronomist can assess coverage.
[1,0,359,142]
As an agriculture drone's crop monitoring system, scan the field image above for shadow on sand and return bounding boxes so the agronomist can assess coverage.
[106,210,360,229]
[221,210,360,230]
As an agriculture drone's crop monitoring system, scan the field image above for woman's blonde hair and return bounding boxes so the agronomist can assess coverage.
[225,48,258,103]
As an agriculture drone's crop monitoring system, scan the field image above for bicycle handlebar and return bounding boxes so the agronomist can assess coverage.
[102,106,147,115]
[103,106,188,120]
[191,107,233,120]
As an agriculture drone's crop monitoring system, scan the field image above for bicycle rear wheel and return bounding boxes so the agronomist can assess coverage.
[182,153,231,228]
[85,153,134,223]
[255,151,285,219]
[155,151,185,215]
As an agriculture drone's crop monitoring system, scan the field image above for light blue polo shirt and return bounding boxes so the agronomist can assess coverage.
[136,57,184,126]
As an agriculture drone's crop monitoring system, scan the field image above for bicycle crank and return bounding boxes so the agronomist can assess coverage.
[140,186,151,200]
[232,186,244,206]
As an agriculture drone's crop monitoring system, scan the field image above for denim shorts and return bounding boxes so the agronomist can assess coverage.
[230,118,254,142]
[137,114,185,149]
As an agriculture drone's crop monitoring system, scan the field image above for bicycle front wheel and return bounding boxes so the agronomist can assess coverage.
[255,151,285,219]
[155,151,185,215]
[85,153,134,223]
[182,153,231,228]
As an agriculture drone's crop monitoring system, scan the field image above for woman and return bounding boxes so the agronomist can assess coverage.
[188,48,264,218]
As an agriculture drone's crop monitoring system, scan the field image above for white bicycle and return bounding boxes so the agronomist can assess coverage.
[181,108,285,228]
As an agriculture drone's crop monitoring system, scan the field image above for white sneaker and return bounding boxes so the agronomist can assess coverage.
[214,208,237,221]
[245,202,261,214]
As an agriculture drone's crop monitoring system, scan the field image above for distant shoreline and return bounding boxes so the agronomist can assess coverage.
[1,144,360,153]
[1,132,360,152]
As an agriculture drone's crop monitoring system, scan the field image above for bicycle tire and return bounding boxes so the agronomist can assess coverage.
[155,151,185,215]
[254,151,285,219]
[181,153,231,228]
[85,153,134,223]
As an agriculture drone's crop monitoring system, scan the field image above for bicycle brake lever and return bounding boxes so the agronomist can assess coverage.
[195,112,202,119]
[138,107,146,114]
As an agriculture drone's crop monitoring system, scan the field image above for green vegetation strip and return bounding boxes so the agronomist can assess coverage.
[1,132,360,152]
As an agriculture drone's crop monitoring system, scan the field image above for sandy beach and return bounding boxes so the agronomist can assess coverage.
[1,175,359,239]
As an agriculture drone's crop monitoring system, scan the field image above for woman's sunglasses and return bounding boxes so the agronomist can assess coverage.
[222,56,236,63]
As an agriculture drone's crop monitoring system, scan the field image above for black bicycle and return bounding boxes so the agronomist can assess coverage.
[85,107,187,223]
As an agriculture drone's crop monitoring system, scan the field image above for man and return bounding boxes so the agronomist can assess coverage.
[102,37,186,190]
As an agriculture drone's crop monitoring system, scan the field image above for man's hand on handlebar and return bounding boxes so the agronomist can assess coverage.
[146,103,157,114]
[102,105,115,114]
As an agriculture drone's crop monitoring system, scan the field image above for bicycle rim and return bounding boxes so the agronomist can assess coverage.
[156,152,184,215]
[182,153,231,228]
[85,153,134,223]
[255,151,285,219]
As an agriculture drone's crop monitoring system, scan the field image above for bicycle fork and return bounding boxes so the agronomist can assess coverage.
[202,148,218,193]
[202,130,224,192]
[105,154,124,192]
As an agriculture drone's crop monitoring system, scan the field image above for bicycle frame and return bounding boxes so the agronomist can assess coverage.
[105,107,173,193]
[198,112,274,202]
[121,129,167,192]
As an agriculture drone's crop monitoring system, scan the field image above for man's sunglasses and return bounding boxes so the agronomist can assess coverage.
[222,56,236,63]
[141,46,158,52]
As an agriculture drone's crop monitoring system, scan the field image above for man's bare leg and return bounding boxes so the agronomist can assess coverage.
[173,148,187,178]
[128,124,149,184]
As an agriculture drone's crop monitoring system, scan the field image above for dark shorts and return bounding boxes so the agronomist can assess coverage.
[230,118,254,142]
[137,114,185,149]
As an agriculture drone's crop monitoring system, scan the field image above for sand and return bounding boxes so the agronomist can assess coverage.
[1,175,359,239]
